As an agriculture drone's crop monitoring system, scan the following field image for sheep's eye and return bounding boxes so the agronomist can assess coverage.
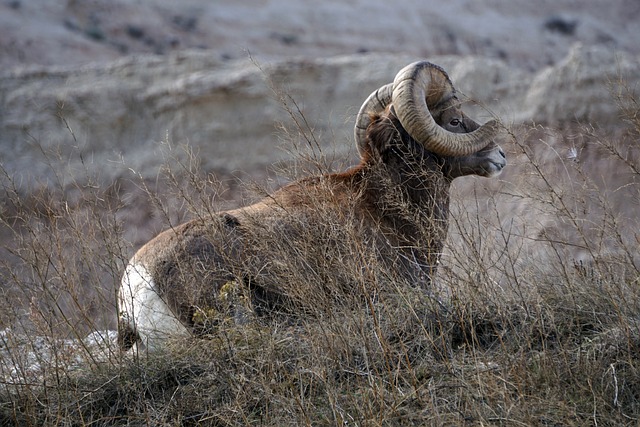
[449,118,462,127]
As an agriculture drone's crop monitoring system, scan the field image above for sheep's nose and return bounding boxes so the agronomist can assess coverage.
[499,149,506,159]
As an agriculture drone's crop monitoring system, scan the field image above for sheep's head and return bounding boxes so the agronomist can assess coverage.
[354,61,506,178]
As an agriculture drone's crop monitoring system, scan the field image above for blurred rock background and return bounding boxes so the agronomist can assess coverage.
[0,0,639,331]
[2,0,638,187]
[2,0,638,70]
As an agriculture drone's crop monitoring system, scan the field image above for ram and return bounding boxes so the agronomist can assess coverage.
[118,61,507,351]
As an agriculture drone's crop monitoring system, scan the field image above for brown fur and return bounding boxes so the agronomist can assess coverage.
[120,101,505,347]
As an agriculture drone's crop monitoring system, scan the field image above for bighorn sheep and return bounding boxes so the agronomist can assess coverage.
[118,61,506,351]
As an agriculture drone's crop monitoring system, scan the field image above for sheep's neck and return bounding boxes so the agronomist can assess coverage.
[356,151,451,281]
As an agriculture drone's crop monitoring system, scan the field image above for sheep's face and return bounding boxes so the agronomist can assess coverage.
[356,62,506,179]
[433,104,506,179]
[366,105,506,180]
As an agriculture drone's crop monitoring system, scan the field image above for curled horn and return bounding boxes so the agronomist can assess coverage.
[391,61,500,156]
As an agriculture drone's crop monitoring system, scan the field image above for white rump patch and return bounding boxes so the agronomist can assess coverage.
[118,263,189,351]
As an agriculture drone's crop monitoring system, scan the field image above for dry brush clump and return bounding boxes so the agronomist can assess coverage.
[1,81,639,426]
[439,85,640,423]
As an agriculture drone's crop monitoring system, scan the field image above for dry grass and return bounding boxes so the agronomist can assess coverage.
[0,84,639,426]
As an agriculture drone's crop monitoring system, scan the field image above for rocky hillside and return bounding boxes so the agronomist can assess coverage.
[2,45,638,189]
[3,0,639,71]
[2,0,639,189]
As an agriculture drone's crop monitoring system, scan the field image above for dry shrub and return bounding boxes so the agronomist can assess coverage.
[0,82,639,426]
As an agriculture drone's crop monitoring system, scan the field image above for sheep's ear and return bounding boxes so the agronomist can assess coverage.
[364,112,399,159]
[354,83,393,155]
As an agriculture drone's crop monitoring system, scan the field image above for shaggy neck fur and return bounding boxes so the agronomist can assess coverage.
[334,112,453,282]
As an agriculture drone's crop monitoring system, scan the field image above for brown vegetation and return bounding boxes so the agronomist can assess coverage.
[0,80,638,426]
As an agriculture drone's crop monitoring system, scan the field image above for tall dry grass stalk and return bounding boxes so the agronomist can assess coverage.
[0,80,638,426]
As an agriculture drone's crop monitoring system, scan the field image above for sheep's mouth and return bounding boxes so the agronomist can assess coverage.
[492,160,506,171]
[486,161,506,177]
